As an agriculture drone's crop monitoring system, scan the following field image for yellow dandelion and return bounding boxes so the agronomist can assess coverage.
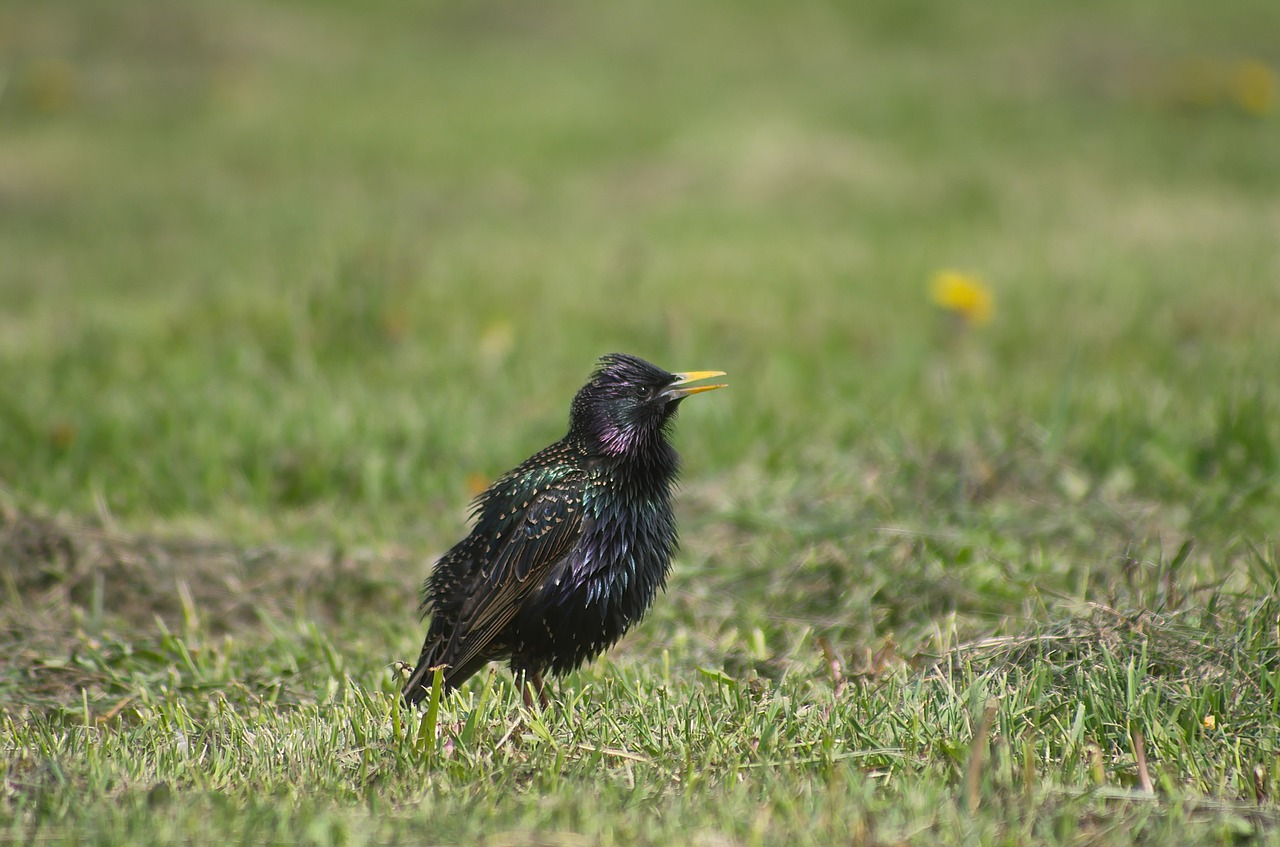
[379,308,409,342]
[1202,714,1217,731]
[47,422,76,451]
[25,58,77,113]
[465,472,490,499]
[930,270,994,327]
[478,318,514,367]
[1228,59,1276,116]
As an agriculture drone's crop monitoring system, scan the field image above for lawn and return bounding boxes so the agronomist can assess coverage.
[3,0,1280,844]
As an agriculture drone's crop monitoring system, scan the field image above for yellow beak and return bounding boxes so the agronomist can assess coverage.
[666,370,728,399]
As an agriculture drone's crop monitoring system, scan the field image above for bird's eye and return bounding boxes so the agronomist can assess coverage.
[635,385,651,399]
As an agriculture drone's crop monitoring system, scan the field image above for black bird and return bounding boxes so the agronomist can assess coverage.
[402,353,726,707]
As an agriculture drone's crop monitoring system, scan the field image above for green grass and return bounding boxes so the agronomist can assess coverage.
[4,0,1280,843]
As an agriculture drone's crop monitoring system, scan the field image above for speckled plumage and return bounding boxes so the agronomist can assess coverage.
[402,353,725,706]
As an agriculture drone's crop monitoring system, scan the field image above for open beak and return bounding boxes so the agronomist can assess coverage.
[664,370,728,400]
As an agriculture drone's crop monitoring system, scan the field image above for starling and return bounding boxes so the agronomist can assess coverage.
[402,353,726,707]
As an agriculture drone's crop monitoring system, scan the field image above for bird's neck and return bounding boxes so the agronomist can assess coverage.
[579,431,680,501]
[613,442,681,509]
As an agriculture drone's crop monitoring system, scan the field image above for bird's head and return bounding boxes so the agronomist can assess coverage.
[570,353,726,457]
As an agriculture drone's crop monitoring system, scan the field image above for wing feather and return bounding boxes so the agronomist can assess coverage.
[440,474,586,675]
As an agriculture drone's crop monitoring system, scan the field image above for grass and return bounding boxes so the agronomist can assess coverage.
[3,0,1280,843]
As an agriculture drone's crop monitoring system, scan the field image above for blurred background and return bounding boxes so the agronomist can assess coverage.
[2,0,1278,648]
[5,5,1280,839]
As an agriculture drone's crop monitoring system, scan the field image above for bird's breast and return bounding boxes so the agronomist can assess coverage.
[511,479,679,672]
[577,496,676,604]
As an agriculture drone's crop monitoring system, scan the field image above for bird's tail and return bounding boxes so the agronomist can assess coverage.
[400,638,489,707]
[401,638,450,707]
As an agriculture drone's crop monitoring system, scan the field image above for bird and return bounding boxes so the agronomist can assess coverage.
[402,353,726,708]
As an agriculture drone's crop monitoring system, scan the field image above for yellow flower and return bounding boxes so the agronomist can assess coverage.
[25,58,77,113]
[1228,59,1276,116]
[466,472,490,499]
[930,270,993,327]
[478,318,514,367]
[1202,714,1217,731]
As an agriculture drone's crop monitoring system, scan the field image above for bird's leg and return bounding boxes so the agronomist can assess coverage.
[534,672,550,709]
[520,671,550,710]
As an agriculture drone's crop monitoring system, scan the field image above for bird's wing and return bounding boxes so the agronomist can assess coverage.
[441,473,587,675]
